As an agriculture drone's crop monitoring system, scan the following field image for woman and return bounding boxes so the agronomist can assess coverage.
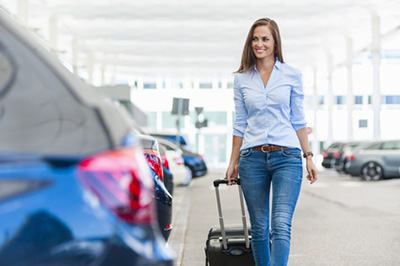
[225,18,318,266]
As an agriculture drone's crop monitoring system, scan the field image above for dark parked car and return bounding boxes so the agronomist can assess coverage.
[181,148,208,181]
[322,142,345,169]
[345,140,400,181]
[139,134,173,240]
[334,141,363,173]
[0,9,173,266]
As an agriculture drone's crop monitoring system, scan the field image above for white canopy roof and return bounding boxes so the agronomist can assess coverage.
[1,0,400,80]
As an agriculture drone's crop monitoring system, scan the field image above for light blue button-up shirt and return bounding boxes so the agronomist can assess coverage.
[233,60,307,150]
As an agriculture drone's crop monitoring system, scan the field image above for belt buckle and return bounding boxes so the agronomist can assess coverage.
[261,144,271,153]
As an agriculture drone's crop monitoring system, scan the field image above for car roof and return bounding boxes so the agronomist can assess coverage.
[155,137,179,149]
[0,9,134,156]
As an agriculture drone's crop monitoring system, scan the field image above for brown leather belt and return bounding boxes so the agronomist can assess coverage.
[252,144,290,153]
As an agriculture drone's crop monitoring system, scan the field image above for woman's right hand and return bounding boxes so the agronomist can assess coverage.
[225,163,239,185]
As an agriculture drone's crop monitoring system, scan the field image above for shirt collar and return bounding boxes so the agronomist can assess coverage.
[252,58,282,71]
[275,59,282,69]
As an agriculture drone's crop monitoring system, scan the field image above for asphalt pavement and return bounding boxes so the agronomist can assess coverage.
[168,168,400,266]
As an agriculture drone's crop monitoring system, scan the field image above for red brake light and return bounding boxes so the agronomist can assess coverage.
[144,149,164,181]
[161,154,169,169]
[349,155,355,161]
[78,147,155,224]
[333,151,340,159]
[322,151,328,158]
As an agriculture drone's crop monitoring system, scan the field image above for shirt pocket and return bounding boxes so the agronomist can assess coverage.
[281,148,301,158]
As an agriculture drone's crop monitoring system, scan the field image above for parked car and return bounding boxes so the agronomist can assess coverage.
[156,137,186,186]
[321,142,345,169]
[345,140,400,181]
[149,132,193,151]
[181,148,208,182]
[334,141,363,173]
[0,9,174,266]
[150,134,208,184]
[126,122,173,239]
[139,134,173,240]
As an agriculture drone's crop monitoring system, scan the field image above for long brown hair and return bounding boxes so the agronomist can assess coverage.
[235,18,284,73]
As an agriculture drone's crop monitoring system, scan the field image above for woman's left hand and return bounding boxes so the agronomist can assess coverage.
[306,157,318,184]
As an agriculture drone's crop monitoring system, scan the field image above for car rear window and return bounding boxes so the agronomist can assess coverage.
[365,143,382,150]
[382,141,400,150]
[394,141,400,150]
[326,143,343,152]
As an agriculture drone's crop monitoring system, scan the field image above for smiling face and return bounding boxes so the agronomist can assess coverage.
[251,25,275,61]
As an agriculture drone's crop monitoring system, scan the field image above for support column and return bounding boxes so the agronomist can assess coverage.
[346,37,354,140]
[327,53,334,145]
[111,64,117,86]
[49,16,58,56]
[371,13,381,140]
[86,53,94,84]
[101,64,106,86]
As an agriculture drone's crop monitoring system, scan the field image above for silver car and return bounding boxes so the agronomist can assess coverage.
[345,140,400,181]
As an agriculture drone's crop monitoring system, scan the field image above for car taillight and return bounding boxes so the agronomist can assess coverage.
[333,151,340,159]
[349,155,355,161]
[322,151,328,158]
[199,155,205,161]
[144,150,164,181]
[78,147,155,224]
[161,154,169,169]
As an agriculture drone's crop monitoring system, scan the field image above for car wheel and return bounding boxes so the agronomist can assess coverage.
[361,162,383,181]
[182,165,193,186]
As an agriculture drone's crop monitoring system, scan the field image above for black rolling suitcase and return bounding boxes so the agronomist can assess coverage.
[204,178,255,266]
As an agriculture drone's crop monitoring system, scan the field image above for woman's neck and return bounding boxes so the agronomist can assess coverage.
[256,57,276,73]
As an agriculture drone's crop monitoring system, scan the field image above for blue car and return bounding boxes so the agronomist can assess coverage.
[0,8,174,266]
[181,148,208,180]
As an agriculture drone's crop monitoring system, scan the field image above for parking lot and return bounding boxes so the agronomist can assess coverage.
[169,169,400,266]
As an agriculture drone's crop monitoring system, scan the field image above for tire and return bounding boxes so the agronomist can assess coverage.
[361,162,383,181]
[182,165,193,186]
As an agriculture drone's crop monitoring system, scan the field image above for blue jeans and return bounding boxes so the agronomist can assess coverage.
[238,147,303,266]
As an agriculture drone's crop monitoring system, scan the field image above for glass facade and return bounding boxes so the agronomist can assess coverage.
[143,82,157,89]
[204,133,227,164]
[162,111,179,129]
[336,96,345,105]
[199,82,212,89]
[190,111,227,127]
[384,95,400,104]
[147,111,157,128]
[355,95,363,104]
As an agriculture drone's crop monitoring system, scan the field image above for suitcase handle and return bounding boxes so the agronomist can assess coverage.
[213,178,240,187]
[214,178,250,250]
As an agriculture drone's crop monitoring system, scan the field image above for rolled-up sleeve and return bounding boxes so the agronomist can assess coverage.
[290,71,307,131]
[232,75,248,137]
